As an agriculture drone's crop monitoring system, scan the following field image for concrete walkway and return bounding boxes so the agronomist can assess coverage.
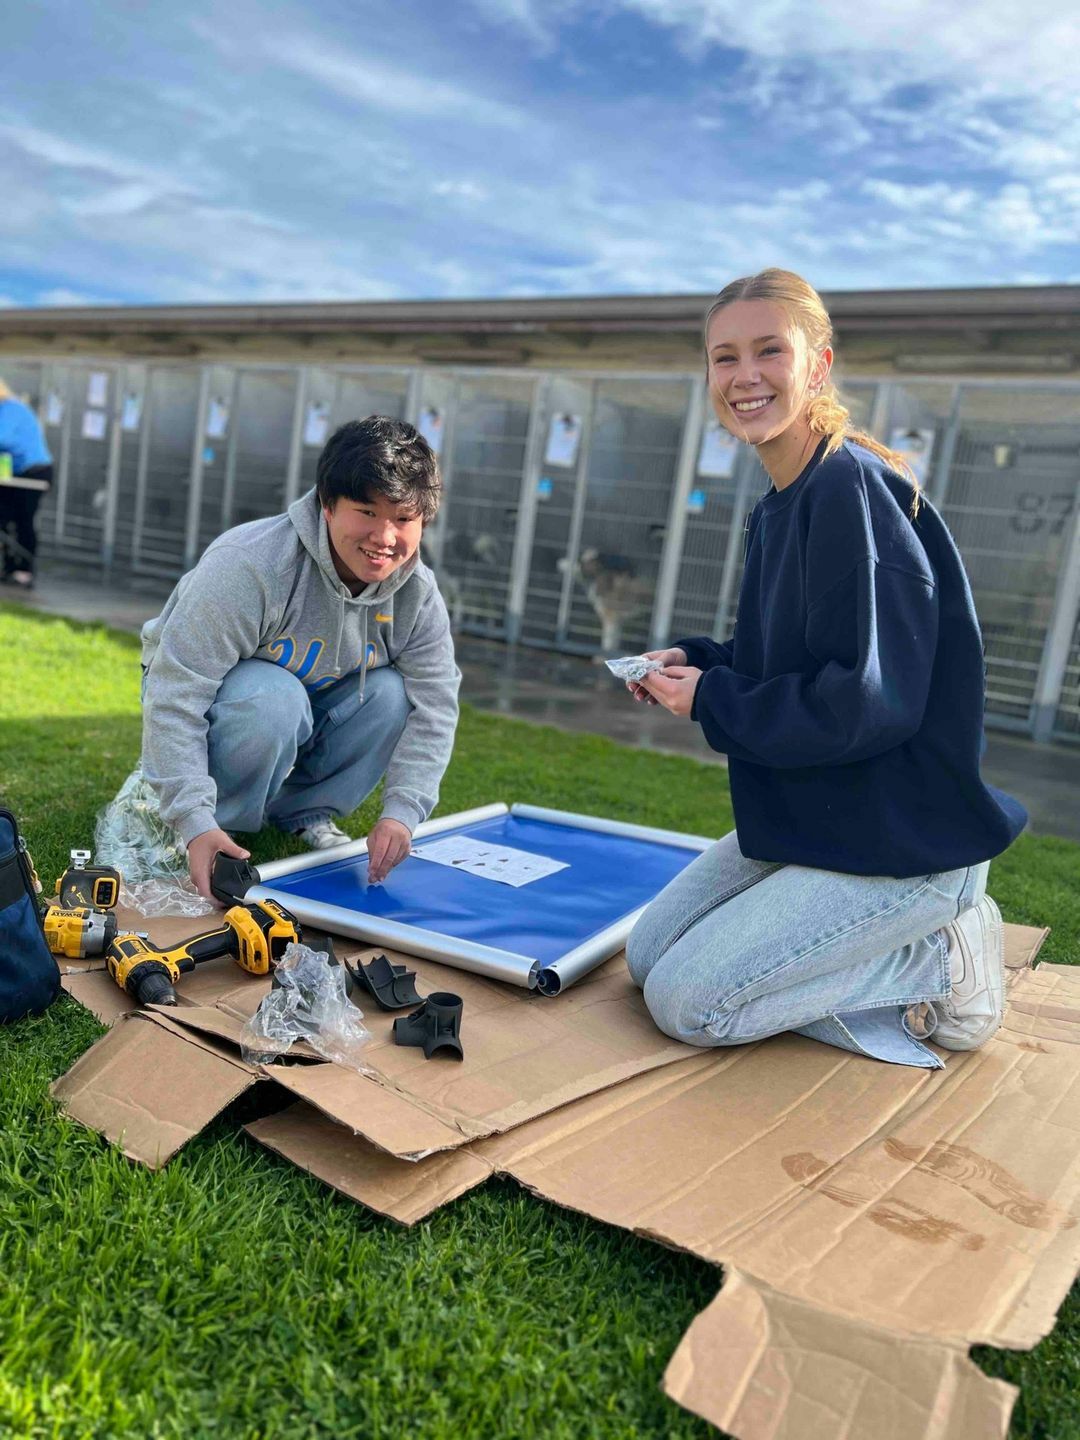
[5,562,1079,843]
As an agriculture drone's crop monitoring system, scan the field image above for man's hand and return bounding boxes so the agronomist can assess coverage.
[367,818,412,883]
[627,647,688,705]
[188,828,250,905]
[639,664,703,718]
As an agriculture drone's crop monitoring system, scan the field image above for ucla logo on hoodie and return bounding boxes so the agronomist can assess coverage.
[266,634,379,690]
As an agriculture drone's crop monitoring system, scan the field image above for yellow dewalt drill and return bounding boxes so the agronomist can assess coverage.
[107,898,301,1006]
[44,905,119,959]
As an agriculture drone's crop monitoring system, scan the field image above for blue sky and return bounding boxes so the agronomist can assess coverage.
[3,0,1079,306]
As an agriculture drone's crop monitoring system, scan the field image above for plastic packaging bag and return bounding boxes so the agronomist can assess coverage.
[605,653,667,684]
[94,767,213,918]
[240,942,372,1072]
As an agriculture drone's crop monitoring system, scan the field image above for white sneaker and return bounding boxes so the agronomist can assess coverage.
[295,818,352,851]
[933,895,1006,1051]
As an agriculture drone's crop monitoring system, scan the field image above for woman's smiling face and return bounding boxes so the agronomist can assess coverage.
[706,298,827,445]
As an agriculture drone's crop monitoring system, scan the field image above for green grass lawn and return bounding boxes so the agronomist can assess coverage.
[1,602,1078,1440]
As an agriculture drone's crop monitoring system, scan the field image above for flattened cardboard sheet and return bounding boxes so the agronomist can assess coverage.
[242,927,1080,1440]
[51,1012,255,1169]
[245,1105,492,1224]
[663,1268,1017,1440]
[56,905,1073,1440]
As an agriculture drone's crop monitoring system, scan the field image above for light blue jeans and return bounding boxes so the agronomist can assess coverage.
[205,660,411,834]
[626,832,989,1069]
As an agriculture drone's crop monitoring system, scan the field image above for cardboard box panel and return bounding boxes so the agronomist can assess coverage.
[51,1013,255,1168]
[245,1104,493,1223]
[663,1268,1017,1440]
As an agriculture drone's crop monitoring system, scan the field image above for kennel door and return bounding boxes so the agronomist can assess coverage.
[130,366,202,580]
[937,385,1080,734]
[558,378,690,657]
[517,376,596,650]
[37,361,121,564]
[431,374,537,637]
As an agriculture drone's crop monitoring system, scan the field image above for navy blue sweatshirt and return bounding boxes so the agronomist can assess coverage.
[677,440,1027,878]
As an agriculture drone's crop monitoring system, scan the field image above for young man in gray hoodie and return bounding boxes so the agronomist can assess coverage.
[139,416,460,902]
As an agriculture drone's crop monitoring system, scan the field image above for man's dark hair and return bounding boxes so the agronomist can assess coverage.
[316,416,441,522]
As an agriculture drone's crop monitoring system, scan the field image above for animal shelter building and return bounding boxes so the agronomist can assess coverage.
[2,284,1079,743]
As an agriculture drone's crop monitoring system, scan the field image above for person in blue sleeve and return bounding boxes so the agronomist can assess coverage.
[624,268,1027,1069]
[0,379,53,589]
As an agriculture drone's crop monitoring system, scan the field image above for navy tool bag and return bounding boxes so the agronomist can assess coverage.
[0,809,61,1022]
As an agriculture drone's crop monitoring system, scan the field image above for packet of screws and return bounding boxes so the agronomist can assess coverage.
[605,654,667,683]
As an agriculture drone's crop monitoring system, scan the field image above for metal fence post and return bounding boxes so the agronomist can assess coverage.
[283,367,308,508]
[869,380,896,441]
[555,381,598,645]
[51,365,73,543]
[650,378,706,648]
[1031,482,1080,742]
[927,384,963,511]
[506,375,550,645]
[710,448,759,640]
[131,369,155,568]
[183,368,211,572]
[101,364,125,571]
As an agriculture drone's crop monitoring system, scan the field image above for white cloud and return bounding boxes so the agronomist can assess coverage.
[35,288,108,306]
[603,0,1080,94]
[263,33,528,129]
[432,179,488,201]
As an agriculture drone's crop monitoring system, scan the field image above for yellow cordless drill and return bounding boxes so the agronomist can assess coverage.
[106,898,301,1007]
[42,848,123,960]
[44,905,119,959]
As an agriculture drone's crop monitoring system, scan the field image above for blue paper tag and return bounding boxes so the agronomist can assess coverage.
[203,446,215,465]
[687,488,706,515]
[537,477,553,500]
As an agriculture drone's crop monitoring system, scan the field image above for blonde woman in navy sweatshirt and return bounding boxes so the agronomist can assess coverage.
[625,269,1026,1068]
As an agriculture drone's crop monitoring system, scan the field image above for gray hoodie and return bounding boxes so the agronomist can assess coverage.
[140,489,460,846]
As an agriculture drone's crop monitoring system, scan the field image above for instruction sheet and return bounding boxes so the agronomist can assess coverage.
[410,836,568,888]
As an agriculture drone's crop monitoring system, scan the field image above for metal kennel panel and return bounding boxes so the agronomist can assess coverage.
[668,437,771,642]
[841,379,880,434]
[34,362,72,551]
[98,363,147,572]
[867,379,961,504]
[1054,611,1080,741]
[41,362,122,561]
[430,374,537,637]
[294,367,412,497]
[936,385,1080,731]
[187,365,239,560]
[132,366,202,578]
[517,376,595,648]
[195,367,296,558]
[1,360,45,410]
[556,377,690,656]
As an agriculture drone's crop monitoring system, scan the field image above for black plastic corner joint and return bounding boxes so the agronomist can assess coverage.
[393,992,464,1060]
[349,953,423,1011]
[210,852,261,906]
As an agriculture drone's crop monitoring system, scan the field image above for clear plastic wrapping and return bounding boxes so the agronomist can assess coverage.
[94,767,213,918]
[605,654,666,683]
[240,942,372,1072]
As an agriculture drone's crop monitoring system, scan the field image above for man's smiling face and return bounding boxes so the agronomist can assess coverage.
[322,492,423,588]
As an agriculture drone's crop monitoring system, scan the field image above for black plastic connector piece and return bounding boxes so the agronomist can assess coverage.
[349,953,423,1011]
[210,852,261,906]
[393,992,464,1060]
